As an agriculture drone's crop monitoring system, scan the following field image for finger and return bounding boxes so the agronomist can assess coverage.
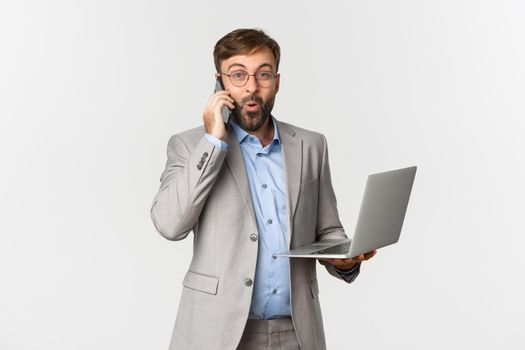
[339,258,356,266]
[207,91,232,108]
[214,100,235,109]
[211,96,235,111]
[210,93,233,104]
[364,250,377,260]
[213,90,231,96]
[216,95,235,106]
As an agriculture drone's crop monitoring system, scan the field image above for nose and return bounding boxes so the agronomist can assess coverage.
[244,75,259,94]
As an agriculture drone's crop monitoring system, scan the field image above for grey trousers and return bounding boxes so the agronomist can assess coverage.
[237,317,301,350]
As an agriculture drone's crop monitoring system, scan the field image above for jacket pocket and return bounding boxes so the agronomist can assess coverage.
[310,278,319,299]
[183,270,219,295]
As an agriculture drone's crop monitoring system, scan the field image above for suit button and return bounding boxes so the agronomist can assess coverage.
[203,152,209,157]
[244,278,253,287]
[197,164,202,170]
[200,156,206,162]
[250,234,258,242]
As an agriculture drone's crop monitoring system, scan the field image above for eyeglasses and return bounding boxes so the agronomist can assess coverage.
[220,70,277,87]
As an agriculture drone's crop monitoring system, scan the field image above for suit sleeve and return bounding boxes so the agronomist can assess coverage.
[150,134,228,241]
[315,134,361,284]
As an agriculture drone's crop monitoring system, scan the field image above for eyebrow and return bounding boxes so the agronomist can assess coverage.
[227,62,274,71]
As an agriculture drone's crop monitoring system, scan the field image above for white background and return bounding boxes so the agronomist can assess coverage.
[1,1,524,349]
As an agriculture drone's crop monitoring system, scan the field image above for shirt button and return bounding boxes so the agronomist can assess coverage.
[250,233,258,242]
[244,278,253,287]
[262,184,267,189]
[267,219,273,224]
[257,153,262,157]
[273,289,277,294]
[249,137,254,141]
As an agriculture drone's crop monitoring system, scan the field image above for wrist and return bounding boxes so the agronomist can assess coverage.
[335,262,359,272]
[206,125,226,140]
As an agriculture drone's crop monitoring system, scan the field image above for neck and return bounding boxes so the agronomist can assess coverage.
[250,117,274,147]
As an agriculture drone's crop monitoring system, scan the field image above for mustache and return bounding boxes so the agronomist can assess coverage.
[239,95,264,106]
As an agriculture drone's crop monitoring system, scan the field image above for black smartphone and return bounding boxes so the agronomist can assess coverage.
[214,77,231,125]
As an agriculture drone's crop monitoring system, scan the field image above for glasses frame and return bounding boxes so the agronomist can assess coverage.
[219,70,278,87]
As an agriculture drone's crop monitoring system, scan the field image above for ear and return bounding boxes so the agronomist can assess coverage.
[274,73,281,93]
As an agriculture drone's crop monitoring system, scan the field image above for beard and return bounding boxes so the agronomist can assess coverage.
[231,94,275,132]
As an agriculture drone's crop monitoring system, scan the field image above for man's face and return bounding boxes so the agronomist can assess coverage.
[217,47,280,132]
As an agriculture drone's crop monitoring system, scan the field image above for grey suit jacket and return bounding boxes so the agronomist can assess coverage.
[150,119,359,350]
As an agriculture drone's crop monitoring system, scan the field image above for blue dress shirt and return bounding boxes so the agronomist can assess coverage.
[203,117,360,320]
[229,118,290,319]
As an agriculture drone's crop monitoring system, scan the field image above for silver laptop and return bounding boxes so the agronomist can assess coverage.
[273,166,417,259]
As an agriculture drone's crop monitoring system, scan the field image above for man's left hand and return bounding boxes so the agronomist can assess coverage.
[318,250,377,270]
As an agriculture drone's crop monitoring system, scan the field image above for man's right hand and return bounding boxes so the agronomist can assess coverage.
[203,90,235,140]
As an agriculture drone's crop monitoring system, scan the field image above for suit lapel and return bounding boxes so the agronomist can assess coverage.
[277,120,303,248]
[224,124,257,227]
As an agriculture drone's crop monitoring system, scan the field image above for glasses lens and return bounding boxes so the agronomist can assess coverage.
[230,70,248,86]
[256,71,274,87]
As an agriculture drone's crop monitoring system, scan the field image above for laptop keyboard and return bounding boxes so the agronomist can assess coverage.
[314,241,351,255]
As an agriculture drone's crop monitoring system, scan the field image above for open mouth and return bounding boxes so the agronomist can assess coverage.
[245,102,260,110]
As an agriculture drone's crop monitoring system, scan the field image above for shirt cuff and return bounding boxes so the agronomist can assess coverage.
[204,133,229,150]
[334,262,361,276]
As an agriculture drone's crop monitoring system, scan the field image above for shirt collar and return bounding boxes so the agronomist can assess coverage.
[230,115,280,146]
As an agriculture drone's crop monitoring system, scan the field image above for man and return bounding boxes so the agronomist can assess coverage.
[150,28,376,350]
